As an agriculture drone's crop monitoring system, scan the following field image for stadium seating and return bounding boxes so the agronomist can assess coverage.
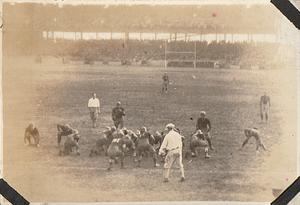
[39,39,282,69]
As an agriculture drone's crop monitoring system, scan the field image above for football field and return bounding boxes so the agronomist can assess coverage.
[3,57,298,202]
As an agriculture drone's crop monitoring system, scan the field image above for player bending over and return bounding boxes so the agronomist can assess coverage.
[59,133,80,156]
[57,123,79,146]
[24,122,40,147]
[240,128,267,153]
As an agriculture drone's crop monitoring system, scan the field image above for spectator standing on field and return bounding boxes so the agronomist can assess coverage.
[88,93,100,128]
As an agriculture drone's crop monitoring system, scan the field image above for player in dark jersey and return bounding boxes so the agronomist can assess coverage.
[57,124,78,146]
[162,72,169,93]
[260,92,271,122]
[59,133,80,156]
[112,101,125,129]
[136,127,159,167]
[196,111,214,150]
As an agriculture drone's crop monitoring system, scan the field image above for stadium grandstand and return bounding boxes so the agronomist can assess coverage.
[3,3,294,69]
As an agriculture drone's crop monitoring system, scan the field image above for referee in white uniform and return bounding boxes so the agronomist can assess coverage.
[159,123,185,182]
[88,93,100,128]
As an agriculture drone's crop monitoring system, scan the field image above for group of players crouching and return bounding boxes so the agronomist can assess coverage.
[89,126,163,170]
[23,110,267,171]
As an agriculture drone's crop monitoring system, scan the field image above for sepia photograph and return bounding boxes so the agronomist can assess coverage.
[1,0,299,203]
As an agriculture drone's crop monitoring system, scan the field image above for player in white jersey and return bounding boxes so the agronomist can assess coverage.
[240,128,267,153]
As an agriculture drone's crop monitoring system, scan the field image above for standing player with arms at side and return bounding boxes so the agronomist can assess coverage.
[112,101,125,129]
[88,93,101,128]
[260,92,271,122]
[162,72,169,93]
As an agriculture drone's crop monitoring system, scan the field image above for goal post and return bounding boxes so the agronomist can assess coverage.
[164,40,197,69]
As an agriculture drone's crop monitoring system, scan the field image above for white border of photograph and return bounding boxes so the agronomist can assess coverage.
[0,0,299,204]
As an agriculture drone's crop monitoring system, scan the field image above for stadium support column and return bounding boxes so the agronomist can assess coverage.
[215,25,217,42]
[125,32,129,41]
[164,40,167,69]
[124,32,129,59]
[194,41,197,69]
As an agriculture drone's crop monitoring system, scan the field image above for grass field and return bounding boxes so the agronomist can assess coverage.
[3,57,298,202]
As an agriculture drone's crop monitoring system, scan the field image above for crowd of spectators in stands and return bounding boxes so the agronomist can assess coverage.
[38,39,286,69]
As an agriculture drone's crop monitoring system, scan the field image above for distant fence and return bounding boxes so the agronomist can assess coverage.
[167,60,216,68]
